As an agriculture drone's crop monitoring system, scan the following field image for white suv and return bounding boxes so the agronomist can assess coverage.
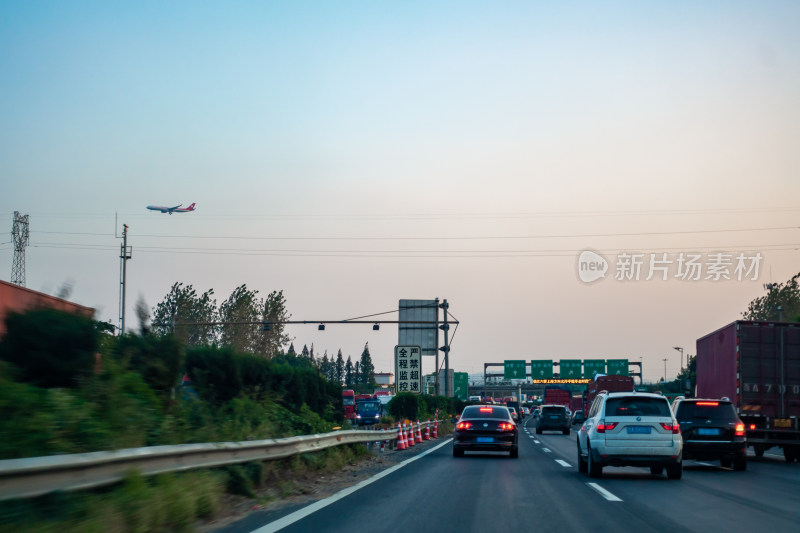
[577,391,683,479]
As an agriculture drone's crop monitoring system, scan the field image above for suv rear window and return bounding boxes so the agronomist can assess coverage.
[605,397,671,417]
[462,406,511,419]
[542,406,566,415]
[675,401,737,421]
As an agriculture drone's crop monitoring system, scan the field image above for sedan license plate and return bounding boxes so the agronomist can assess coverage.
[627,426,651,434]
[697,428,720,436]
[476,437,494,443]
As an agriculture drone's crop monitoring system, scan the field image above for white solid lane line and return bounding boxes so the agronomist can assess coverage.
[555,459,571,467]
[587,482,622,502]
[251,439,454,533]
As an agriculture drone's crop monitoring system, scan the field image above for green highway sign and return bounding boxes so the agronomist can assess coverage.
[583,359,606,379]
[559,359,582,379]
[454,372,469,400]
[530,360,553,379]
[504,360,527,380]
[607,359,629,376]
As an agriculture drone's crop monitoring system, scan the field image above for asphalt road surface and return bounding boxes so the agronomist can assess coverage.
[219,416,800,533]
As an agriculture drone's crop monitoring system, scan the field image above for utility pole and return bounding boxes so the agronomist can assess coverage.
[662,358,668,384]
[118,224,132,335]
[440,299,450,397]
[11,211,30,287]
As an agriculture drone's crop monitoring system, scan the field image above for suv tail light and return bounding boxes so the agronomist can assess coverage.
[735,423,745,436]
[596,422,618,433]
[660,423,680,434]
[498,423,515,431]
[456,422,472,430]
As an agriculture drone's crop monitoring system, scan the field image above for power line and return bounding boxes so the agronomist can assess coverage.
[30,225,800,241]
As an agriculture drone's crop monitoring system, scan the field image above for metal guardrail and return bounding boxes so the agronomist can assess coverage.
[0,429,397,501]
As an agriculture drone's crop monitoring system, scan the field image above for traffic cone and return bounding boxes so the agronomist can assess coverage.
[433,413,438,438]
[406,423,415,447]
[416,420,423,443]
[396,423,406,450]
[424,419,431,440]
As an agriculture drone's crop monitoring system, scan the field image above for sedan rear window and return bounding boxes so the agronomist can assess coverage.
[605,397,671,417]
[461,406,511,419]
[676,402,737,422]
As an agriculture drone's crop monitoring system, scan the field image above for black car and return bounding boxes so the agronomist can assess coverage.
[672,397,747,470]
[536,405,570,435]
[570,409,585,426]
[453,405,519,458]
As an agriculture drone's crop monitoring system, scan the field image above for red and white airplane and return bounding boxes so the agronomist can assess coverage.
[146,203,196,214]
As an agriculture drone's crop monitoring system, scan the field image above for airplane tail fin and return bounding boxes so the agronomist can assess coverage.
[188,203,196,210]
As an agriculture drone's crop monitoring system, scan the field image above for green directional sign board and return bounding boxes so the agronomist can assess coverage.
[504,360,527,380]
[454,372,469,400]
[530,360,553,379]
[607,359,629,376]
[583,359,606,379]
[559,359,582,379]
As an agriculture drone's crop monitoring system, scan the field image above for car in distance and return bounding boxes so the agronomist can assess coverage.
[671,396,747,471]
[536,405,570,435]
[571,410,586,426]
[508,406,521,424]
[577,391,683,479]
[453,405,519,458]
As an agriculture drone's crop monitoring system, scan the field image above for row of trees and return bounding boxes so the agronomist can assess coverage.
[288,343,377,390]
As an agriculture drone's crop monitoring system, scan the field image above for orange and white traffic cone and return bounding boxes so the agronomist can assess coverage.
[416,420,423,443]
[433,413,438,438]
[424,419,431,440]
[397,423,406,450]
[406,423,415,447]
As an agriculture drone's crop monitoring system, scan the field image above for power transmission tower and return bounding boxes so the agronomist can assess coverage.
[11,211,30,286]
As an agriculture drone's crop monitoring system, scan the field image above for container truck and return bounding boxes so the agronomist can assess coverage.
[342,389,356,421]
[582,375,635,414]
[696,321,800,462]
[543,385,572,410]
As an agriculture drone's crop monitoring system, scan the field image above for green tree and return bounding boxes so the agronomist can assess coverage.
[335,350,345,385]
[219,284,262,353]
[345,356,353,388]
[359,342,375,387]
[113,333,183,399]
[743,273,800,322]
[152,283,217,346]
[0,309,97,388]
[258,290,291,357]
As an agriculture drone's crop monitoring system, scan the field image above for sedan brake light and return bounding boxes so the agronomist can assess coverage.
[456,421,472,430]
[660,423,680,434]
[479,407,493,413]
[596,422,618,433]
[735,423,745,436]
[696,401,719,406]
[498,422,515,431]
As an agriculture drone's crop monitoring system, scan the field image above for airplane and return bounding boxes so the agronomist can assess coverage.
[146,203,196,214]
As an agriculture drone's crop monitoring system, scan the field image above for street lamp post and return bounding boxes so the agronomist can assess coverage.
[673,346,684,373]
[662,358,668,384]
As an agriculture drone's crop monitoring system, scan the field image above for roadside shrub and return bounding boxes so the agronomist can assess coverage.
[0,309,97,388]
[113,334,183,399]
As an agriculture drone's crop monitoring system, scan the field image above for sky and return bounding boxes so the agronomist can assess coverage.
[1,1,799,383]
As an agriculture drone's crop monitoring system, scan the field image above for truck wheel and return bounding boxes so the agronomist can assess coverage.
[784,447,798,463]
[754,447,765,458]
[587,441,602,478]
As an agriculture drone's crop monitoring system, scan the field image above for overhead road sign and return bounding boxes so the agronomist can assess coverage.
[530,360,553,379]
[559,359,582,379]
[607,359,629,376]
[583,359,606,379]
[504,360,527,380]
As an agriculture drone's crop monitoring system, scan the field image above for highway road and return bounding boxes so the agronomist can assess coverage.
[221,417,800,533]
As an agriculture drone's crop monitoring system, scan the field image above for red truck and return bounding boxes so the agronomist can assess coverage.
[582,375,635,414]
[543,385,572,411]
[342,389,356,421]
[696,321,800,461]
[570,396,583,414]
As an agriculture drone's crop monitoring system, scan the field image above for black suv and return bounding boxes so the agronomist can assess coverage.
[671,397,746,471]
[536,405,570,435]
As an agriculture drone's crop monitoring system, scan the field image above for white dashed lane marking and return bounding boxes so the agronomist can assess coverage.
[587,482,622,502]
[555,459,571,467]
[543,448,551,453]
